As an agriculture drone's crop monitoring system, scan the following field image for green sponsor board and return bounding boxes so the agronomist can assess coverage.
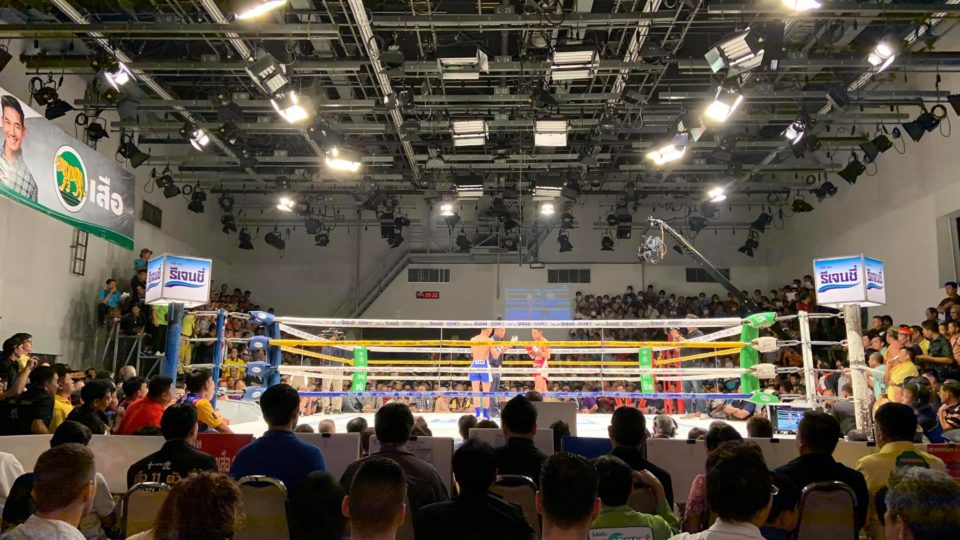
[638,347,654,393]
[350,347,369,392]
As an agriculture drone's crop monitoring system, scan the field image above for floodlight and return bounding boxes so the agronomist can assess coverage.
[221,214,238,234]
[867,41,896,72]
[750,212,773,233]
[646,133,688,166]
[782,120,806,145]
[245,52,289,95]
[276,195,295,212]
[451,119,488,147]
[117,134,149,168]
[781,0,821,10]
[705,28,764,73]
[837,157,866,185]
[103,60,134,90]
[539,202,556,216]
[550,46,599,81]
[859,134,892,163]
[440,203,455,216]
[439,47,489,80]
[454,175,485,198]
[188,188,206,213]
[180,122,210,151]
[271,90,310,123]
[704,87,744,123]
[707,186,726,203]
[237,0,287,20]
[325,146,362,173]
[810,181,837,202]
[238,229,254,250]
[558,233,573,253]
[86,122,109,142]
[792,198,814,212]
[535,120,568,147]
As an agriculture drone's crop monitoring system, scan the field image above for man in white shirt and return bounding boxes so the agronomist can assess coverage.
[669,442,773,540]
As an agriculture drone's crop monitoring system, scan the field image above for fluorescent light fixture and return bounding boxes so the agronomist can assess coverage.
[539,202,556,216]
[647,133,688,166]
[782,120,806,144]
[325,146,362,173]
[705,28,764,73]
[533,177,563,200]
[550,46,599,81]
[237,0,287,19]
[704,87,744,123]
[103,61,133,89]
[245,53,289,95]
[451,119,488,147]
[535,120,568,147]
[867,41,896,72]
[781,0,821,10]
[277,195,295,212]
[707,186,727,203]
[454,175,485,198]
[439,48,489,80]
[440,203,455,216]
[271,90,310,123]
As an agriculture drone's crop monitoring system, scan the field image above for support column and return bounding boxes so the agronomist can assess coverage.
[161,303,184,381]
[843,304,872,432]
[797,311,818,406]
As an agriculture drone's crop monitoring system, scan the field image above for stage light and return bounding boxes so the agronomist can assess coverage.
[237,0,287,20]
[444,213,461,229]
[188,188,206,213]
[155,168,180,199]
[867,41,896,72]
[530,86,558,110]
[701,202,719,219]
[238,228,254,250]
[534,177,563,199]
[949,94,960,116]
[561,179,582,201]
[705,87,744,123]
[265,230,286,250]
[615,206,632,239]
[308,123,343,150]
[707,186,726,203]
[180,122,210,151]
[750,212,773,233]
[535,120,568,147]
[601,235,615,251]
[606,213,620,227]
[103,60,133,90]
[539,202,556,216]
[325,146,362,173]
[276,195,295,212]
[915,105,946,133]
[245,52,289,95]
[439,47,489,80]
[647,133,688,166]
[561,212,575,228]
[689,216,708,234]
[218,193,235,213]
[117,134,149,168]
[382,93,399,111]
[456,231,472,252]
[837,157,866,185]
[781,0,820,11]
[221,214,238,234]
[394,215,411,229]
[705,27,764,73]
[451,120,488,147]
[859,134,892,163]
[217,121,241,145]
[388,231,405,248]
[810,181,837,202]
[782,120,806,145]
[85,122,109,143]
[304,218,322,235]
[558,233,573,253]
[502,235,518,251]
[826,85,851,111]
[44,99,73,120]
[454,175,485,198]
[314,232,330,247]
[677,113,706,142]
[549,45,599,81]
[30,78,59,106]
[440,203,455,216]
[792,197,814,213]
[271,90,310,124]
[738,231,760,257]
[381,45,405,69]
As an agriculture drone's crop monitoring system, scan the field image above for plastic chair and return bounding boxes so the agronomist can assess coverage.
[589,526,655,540]
[490,474,540,537]
[796,481,857,540]
[236,475,290,540]
[627,484,658,515]
[122,482,171,537]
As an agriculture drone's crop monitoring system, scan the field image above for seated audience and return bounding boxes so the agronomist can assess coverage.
[116,376,173,435]
[774,411,868,533]
[230,383,326,488]
[759,473,800,540]
[456,414,477,450]
[901,381,946,443]
[0,336,35,401]
[49,364,75,432]
[494,395,548,486]
[127,404,217,488]
[5,443,96,540]
[882,467,960,540]
[938,379,960,432]
[65,379,113,435]
[342,458,407,540]
[652,414,678,439]
[682,422,743,533]
[857,403,946,539]
[416,439,535,540]
[721,395,756,420]
[0,365,57,435]
[175,369,232,433]
[687,427,707,441]
[340,403,448,520]
[607,406,674,507]
[590,455,679,539]
[347,417,369,434]
[538,453,600,540]
[671,442,773,540]
[827,383,857,435]
[746,416,773,438]
[118,377,147,411]
[294,424,315,433]
[288,471,347,540]
[319,419,336,434]
[128,472,245,540]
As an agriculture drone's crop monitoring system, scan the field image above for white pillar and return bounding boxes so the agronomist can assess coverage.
[797,311,818,406]
[843,304,872,432]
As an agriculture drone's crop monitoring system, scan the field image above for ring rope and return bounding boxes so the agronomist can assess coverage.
[267,339,747,348]
[295,390,753,399]
[277,365,752,376]
[274,316,746,329]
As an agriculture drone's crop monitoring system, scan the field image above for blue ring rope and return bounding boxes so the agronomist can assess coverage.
[296,391,751,399]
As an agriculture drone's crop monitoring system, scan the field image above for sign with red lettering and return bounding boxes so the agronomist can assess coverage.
[416,291,440,299]
[194,433,254,473]
[926,444,960,480]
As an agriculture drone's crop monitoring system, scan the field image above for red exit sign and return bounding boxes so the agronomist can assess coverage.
[416,291,440,299]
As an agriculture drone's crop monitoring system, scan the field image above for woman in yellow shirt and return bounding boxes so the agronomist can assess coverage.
[886,347,919,402]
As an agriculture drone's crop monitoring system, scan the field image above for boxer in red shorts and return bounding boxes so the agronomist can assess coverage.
[527,328,551,396]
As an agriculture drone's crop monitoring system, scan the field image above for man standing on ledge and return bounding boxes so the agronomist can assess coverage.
[528,328,551,397]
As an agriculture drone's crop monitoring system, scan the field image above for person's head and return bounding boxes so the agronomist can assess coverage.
[118,365,137,382]
[29,365,58,395]
[946,281,958,296]
[652,414,678,438]
[160,403,199,442]
[452,438,497,494]
[884,467,960,540]
[153,472,245,540]
[147,375,174,406]
[531,328,543,340]
[135,426,163,436]
[122,376,147,402]
[185,369,215,398]
[765,473,801,532]
[524,390,543,402]
[493,327,506,339]
[501,395,537,437]
[53,364,76,396]
[105,278,117,291]
[260,383,301,429]
[319,419,336,434]
[374,402,414,445]
[921,319,940,339]
[940,379,960,405]
[50,420,93,447]
[347,417,369,434]
[609,406,647,448]
[688,427,707,440]
[136,269,146,282]
[32,444,96,521]
[537,453,600,532]
[294,424,315,433]
[289,471,347,540]
[747,416,774,439]
[874,402,918,447]
[594,455,634,507]
[80,379,114,412]
[796,411,842,456]
[705,421,743,451]
[139,248,153,259]
[457,414,478,441]
[2,95,27,154]
[343,458,407,539]
[707,442,773,525]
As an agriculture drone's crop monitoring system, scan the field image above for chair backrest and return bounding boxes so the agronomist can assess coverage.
[589,526,656,540]
[796,481,857,540]
[490,474,540,537]
[235,475,290,540]
[122,482,171,537]
[627,484,658,515]
[395,493,415,540]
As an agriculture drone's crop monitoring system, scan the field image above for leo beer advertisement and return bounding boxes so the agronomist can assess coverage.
[0,87,134,249]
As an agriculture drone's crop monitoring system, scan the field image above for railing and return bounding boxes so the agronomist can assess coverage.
[97,321,162,377]
[332,248,411,318]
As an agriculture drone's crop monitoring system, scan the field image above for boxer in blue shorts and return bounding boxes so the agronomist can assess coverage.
[469,328,495,418]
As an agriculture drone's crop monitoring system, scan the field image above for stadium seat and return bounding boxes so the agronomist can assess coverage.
[236,475,290,540]
[490,474,540,537]
[796,481,857,540]
[122,482,171,537]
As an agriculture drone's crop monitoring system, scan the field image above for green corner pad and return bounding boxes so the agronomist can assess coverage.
[0,185,134,250]
[747,391,781,405]
[744,312,777,329]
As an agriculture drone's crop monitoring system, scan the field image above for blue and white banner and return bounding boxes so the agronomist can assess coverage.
[813,255,885,307]
[145,253,212,307]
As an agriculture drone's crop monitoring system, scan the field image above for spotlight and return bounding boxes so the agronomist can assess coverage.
[237,0,287,19]
[867,41,896,72]
[383,93,399,111]
[103,60,133,90]
[647,133,688,166]
[539,202,556,216]
[558,233,573,253]
[314,232,330,247]
[707,186,726,203]
[305,218,322,235]
[238,228,254,250]
[782,120,806,145]
[117,134,149,168]
[221,214,238,233]
[163,184,181,199]
[837,157,866,185]
[440,203,455,217]
[43,97,73,120]
[265,230,286,250]
[456,231,472,252]
[276,195,296,212]
[750,212,773,233]
[901,119,925,142]
[917,105,946,132]
[188,188,206,213]
[85,122,109,143]
[325,146,362,173]
[179,122,210,151]
[388,231,404,248]
[30,77,59,106]
[781,0,820,10]
[218,121,241,145]
[948,94,960,116]
[738,232,760,257]
[810,181,838,202]
[791,197,814,212]
[530,86,558,110]
[218,193,235,213]
[271,90,311,123]
[859,134,892,163]
[561,212,575,228]
[561,179,582,201]
[155,168,180,198]
[245,52,290,95]
[600,235,615,251]
[689,216,708,234]
[705,86,744,123]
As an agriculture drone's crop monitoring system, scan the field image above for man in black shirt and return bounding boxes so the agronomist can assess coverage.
[127,403,217,487]
[0,365,56,434]
[129,269,147,307]
[606,406,675,508]
[0,335,35,400]
[493,395,548,487]
[417,439,535,540]
[66,379,114,435]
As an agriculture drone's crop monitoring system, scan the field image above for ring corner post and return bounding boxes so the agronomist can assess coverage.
[210,309,226,408]
[267,322,282,387]
[843,304,872,432]
[739,312,774,393]
[162,302,184,382]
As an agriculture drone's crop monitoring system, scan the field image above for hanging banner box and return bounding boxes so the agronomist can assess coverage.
[812,255,886,307]
[145,253,213,307]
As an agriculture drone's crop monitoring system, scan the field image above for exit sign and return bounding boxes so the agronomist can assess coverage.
[416,291,440,299]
